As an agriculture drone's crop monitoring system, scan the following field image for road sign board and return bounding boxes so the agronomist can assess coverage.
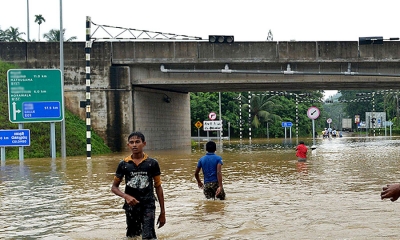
[281,122,293,127]
[7,69,64,123]
[195,121,203,129]
[208,112,217,120]
[0,129,30,147]
[327,118,332,124]
[307,106,320,120]
[203,120,222,131]
[383,121,393,127]
[355,115,360,123]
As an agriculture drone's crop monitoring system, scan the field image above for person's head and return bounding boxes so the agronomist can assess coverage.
[127,132,146,153]
[299,141,305,145]
[127,131,145,142]
[206,141,216,153]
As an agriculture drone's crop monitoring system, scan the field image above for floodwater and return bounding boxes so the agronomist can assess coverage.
[1,134,400,240]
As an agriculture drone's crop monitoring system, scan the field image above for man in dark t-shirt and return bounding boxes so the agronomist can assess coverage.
[111,132,166,239]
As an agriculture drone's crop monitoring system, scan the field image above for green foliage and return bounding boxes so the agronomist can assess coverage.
[0,27,26,42]
[326,90,400,130]
[34,14,46,41]
[0,60,111,159]
[43,29,77,42]
[190,90,324,138]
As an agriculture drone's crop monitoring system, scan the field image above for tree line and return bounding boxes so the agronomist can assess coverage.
[190,91,326,139]
[1,14,76,42]
[191,89,400,139]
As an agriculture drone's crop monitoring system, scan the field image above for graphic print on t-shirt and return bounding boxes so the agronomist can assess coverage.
[127,172,149,189]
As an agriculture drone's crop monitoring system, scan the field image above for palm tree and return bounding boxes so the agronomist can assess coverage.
[384,92,399,125]
[242,93,282,129]
[4,27,26,42]
[0,27,6,41]
[34,14,45,41]
[43,29,77,42]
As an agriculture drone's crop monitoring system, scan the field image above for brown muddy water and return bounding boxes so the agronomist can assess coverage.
[1,134,400,240]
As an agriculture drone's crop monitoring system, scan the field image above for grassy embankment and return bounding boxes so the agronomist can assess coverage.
[0,61,112,159]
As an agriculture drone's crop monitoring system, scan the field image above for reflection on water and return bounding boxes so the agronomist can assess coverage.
[1,135,400,239]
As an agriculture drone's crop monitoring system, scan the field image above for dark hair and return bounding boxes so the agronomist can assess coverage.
[299,141,305,144]
[206,141,216,152]
[128,131,145,142]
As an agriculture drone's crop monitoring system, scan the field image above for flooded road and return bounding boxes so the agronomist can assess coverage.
[1,134,400,239]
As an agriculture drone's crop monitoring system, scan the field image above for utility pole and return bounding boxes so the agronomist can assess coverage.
[26,0,30,41]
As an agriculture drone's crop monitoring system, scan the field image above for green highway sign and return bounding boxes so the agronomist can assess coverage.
[7,69,64,123]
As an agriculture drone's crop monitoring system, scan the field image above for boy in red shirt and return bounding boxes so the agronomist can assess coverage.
[296,141,308,162]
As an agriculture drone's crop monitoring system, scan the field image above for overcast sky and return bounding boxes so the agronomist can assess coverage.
[3,0,399,98]
[3,0,400,42]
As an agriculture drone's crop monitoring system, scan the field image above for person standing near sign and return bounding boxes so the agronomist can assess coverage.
[111,131,166,239]
[296,141,308,162]
[194,141,225,200]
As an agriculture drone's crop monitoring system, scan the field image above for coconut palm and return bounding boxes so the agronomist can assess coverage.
[242,93,282,129]
[0,27,6,41]
[384,92,399,125]
[34,14,46,41]
[4,27,26,42]
[43,29,77,42]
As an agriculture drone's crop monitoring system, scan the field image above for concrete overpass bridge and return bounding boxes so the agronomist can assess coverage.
[1,41,400,151]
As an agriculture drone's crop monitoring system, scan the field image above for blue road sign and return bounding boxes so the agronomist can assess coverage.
[22,101,61,119]
[282,122,293,127]
[0,129,31,147]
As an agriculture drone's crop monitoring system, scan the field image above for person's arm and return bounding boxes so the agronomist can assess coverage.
[381,183,400,201]
[215,163,223,197]
[155,184,166,228]
[111,178,139,205]
[194,167,203,189]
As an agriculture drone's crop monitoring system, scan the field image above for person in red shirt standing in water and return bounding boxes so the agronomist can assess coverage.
[296,141,308,162]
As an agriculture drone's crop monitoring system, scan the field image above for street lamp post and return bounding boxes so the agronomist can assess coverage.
[26,0,30,41]
[60,0,66,157]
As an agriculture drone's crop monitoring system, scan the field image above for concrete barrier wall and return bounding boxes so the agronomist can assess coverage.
[111,41,400,63]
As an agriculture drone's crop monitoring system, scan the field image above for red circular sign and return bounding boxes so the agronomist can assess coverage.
[208,112,217,120]
[307,106,320,120]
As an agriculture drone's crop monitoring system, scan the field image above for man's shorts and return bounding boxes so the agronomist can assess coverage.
[123,202,156,239]
[203,182,225,200]
[297,158,307,162]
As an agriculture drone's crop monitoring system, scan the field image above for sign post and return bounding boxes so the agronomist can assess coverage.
[7,69,64,123]
[327,118,332,132]
[0,129,31,161]
[281,122,293,140]
[7,69,64,159]
[203,121,222,131]
[195,121,203,143]
[307,106,320,149]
